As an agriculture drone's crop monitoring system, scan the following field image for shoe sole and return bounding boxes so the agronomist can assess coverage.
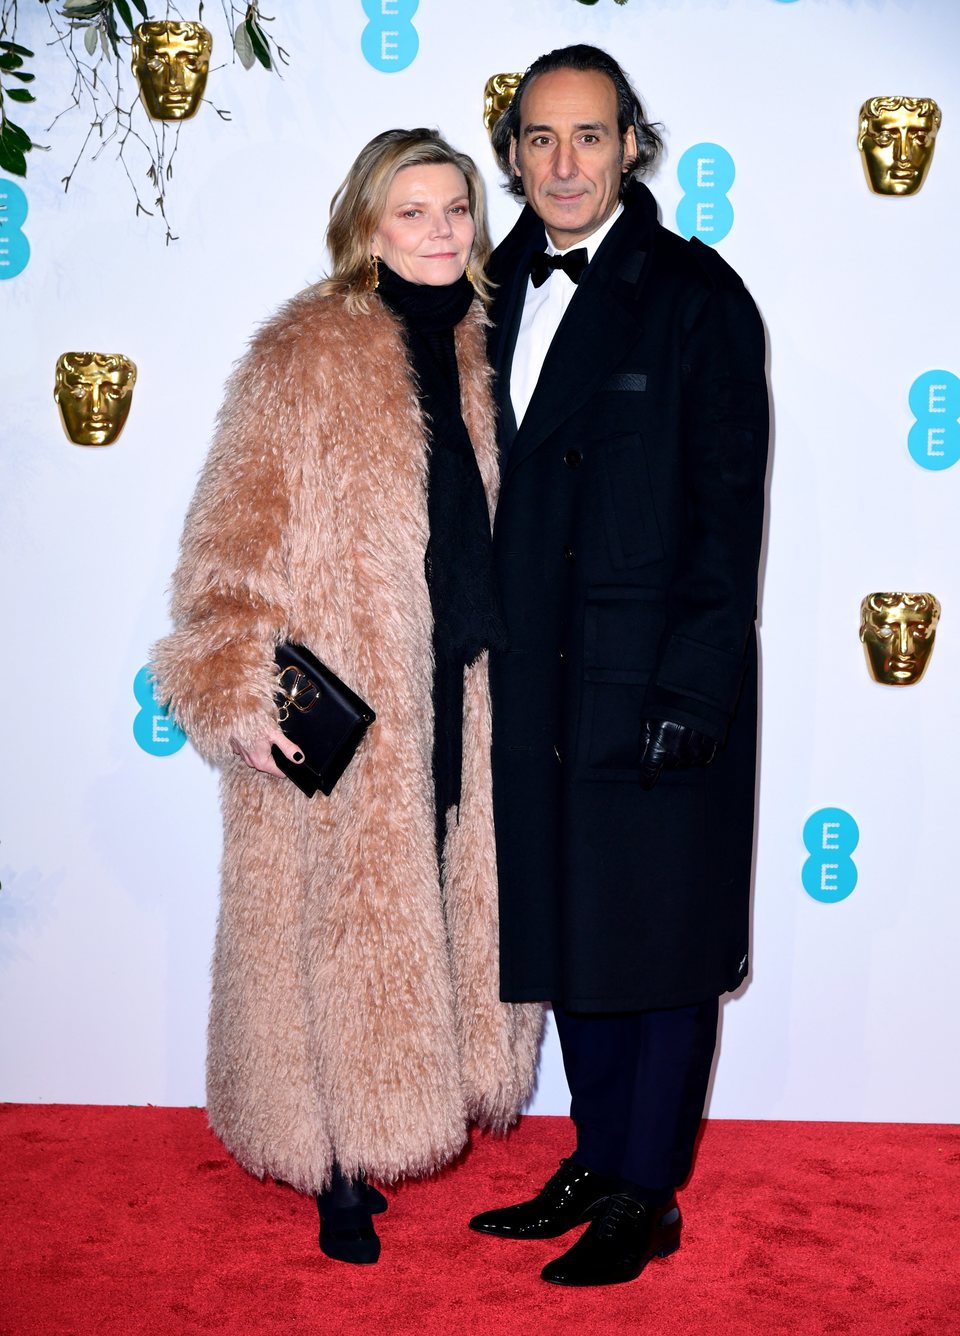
[319,1236,382,1265]
[468,1201,606,1240]
[541,1238,680,1287]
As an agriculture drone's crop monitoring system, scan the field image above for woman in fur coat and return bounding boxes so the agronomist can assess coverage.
[152,129,543,1265]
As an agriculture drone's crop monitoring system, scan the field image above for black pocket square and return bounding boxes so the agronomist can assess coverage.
[603,373,648,392]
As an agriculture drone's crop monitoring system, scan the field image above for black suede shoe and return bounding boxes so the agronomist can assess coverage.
[540,1192,681,1286]
[468,1158,618,1240]
[317,1165,381,1264]
[358,1173,388,1215]
[318,1213,381,1265]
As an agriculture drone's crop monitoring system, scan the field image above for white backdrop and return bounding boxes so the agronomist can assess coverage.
[2,0,959,1124]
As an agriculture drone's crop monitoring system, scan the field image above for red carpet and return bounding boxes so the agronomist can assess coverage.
[1,1106,958,1335]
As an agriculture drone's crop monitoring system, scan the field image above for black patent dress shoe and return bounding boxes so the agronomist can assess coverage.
[541,1192,681,1286]
[468,1158,618,1240]
[317,1166,381,1264]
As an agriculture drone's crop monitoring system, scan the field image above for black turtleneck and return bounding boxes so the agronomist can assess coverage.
[376,263,506,853]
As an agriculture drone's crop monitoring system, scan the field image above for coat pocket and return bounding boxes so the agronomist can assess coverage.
[578,588,664,778]
[597,432,664,570]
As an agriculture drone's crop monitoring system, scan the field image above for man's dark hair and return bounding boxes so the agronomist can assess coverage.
[491,44,664,199]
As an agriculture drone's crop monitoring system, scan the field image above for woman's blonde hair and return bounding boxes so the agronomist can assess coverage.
[319,128,493,312]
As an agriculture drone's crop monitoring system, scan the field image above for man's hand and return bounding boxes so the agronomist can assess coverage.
[638,719,718,791]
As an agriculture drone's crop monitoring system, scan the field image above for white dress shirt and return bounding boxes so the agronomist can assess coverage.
[510,204,624,429]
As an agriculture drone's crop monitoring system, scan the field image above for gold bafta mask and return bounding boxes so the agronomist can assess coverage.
[484,72,522,138]
[858,97,941,196]
[54,353,138,446]
[859,593,941,686]
[132,21,213,121]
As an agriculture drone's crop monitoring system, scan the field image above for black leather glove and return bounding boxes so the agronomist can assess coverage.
[638,719,718,791]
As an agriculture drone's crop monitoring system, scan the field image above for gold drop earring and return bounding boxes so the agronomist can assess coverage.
[366,254,380,292]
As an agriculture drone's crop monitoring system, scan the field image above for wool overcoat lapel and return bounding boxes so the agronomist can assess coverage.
[489,210,539,455]
[492,192,657,480]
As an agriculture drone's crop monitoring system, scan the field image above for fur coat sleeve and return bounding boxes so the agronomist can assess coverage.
[152,319,302,761]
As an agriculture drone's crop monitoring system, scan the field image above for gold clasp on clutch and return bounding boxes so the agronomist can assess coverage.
[275,666,320,723]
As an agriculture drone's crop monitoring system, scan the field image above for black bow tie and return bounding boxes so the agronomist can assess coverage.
[529,248,589,288]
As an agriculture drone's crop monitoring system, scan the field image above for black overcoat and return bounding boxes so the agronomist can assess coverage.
[488,181,769,1012]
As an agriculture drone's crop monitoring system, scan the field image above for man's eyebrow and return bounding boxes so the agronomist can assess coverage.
[522,121,611,135]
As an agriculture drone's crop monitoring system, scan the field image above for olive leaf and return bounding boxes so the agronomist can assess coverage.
[0,119,32,153]
[115,0,134,34]
[83,23,99,55]
[0,138,27,176]
[245,17,271,70]
[6,88,35,103]
[62,0,105,14]
[0,51,23,70]
[0,41,35,58]
[233,19,254,69]
[131,0,149,17]
[103,4,120,55]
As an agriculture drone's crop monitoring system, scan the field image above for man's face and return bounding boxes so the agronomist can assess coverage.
[484,72,522,138]
[55,355,136,446]
[510,68,636,248]
[859,105,939,196]
[133,23,211,121]
[859,593,940,685]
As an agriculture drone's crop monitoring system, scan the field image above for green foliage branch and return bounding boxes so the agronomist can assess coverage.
[0,32,36,176]
[0,0,289,240]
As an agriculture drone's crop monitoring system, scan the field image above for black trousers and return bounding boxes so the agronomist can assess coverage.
[551,997,719,1194]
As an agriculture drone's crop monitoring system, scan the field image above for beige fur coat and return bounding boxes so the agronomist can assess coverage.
[152,287,543,1193]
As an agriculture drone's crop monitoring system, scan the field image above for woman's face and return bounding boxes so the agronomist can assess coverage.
[372,163,475,285]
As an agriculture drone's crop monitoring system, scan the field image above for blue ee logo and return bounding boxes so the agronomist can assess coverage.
[676,144,734,246]
[361,0,418,72]
[802,808,858,903]
[0,179,30,279]
[908,370,960,471]
[133,665,186,757]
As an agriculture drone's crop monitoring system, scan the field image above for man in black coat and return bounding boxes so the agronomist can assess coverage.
[468,46,769,1286]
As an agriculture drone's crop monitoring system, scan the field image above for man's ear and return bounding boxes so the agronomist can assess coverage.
[508,136,521,177]
[622,124,638,170]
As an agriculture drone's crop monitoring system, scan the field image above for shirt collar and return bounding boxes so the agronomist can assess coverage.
[547,203,624,262]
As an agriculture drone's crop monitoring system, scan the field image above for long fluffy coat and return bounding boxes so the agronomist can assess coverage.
[152,288,543,1193]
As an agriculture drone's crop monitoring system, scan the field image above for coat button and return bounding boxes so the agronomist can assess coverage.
[563,448,582,468]
[563,546,574,561]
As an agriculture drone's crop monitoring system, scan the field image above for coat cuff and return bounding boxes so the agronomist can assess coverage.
[643,631,748,744]
[151,626,280,765]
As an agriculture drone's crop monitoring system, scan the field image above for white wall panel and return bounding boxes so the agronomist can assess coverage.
[2,0,958,1123]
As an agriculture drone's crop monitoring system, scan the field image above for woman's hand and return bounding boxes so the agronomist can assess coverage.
[229,726,304,778]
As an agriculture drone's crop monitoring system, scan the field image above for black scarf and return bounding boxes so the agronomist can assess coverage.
[376,263,506,846]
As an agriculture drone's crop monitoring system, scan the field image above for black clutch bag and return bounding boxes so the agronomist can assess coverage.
[271,642,376,798]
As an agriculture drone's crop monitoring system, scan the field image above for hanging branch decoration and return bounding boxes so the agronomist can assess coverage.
[0,34,36,177]
[231,3,286,72]
[0,0,289,240]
